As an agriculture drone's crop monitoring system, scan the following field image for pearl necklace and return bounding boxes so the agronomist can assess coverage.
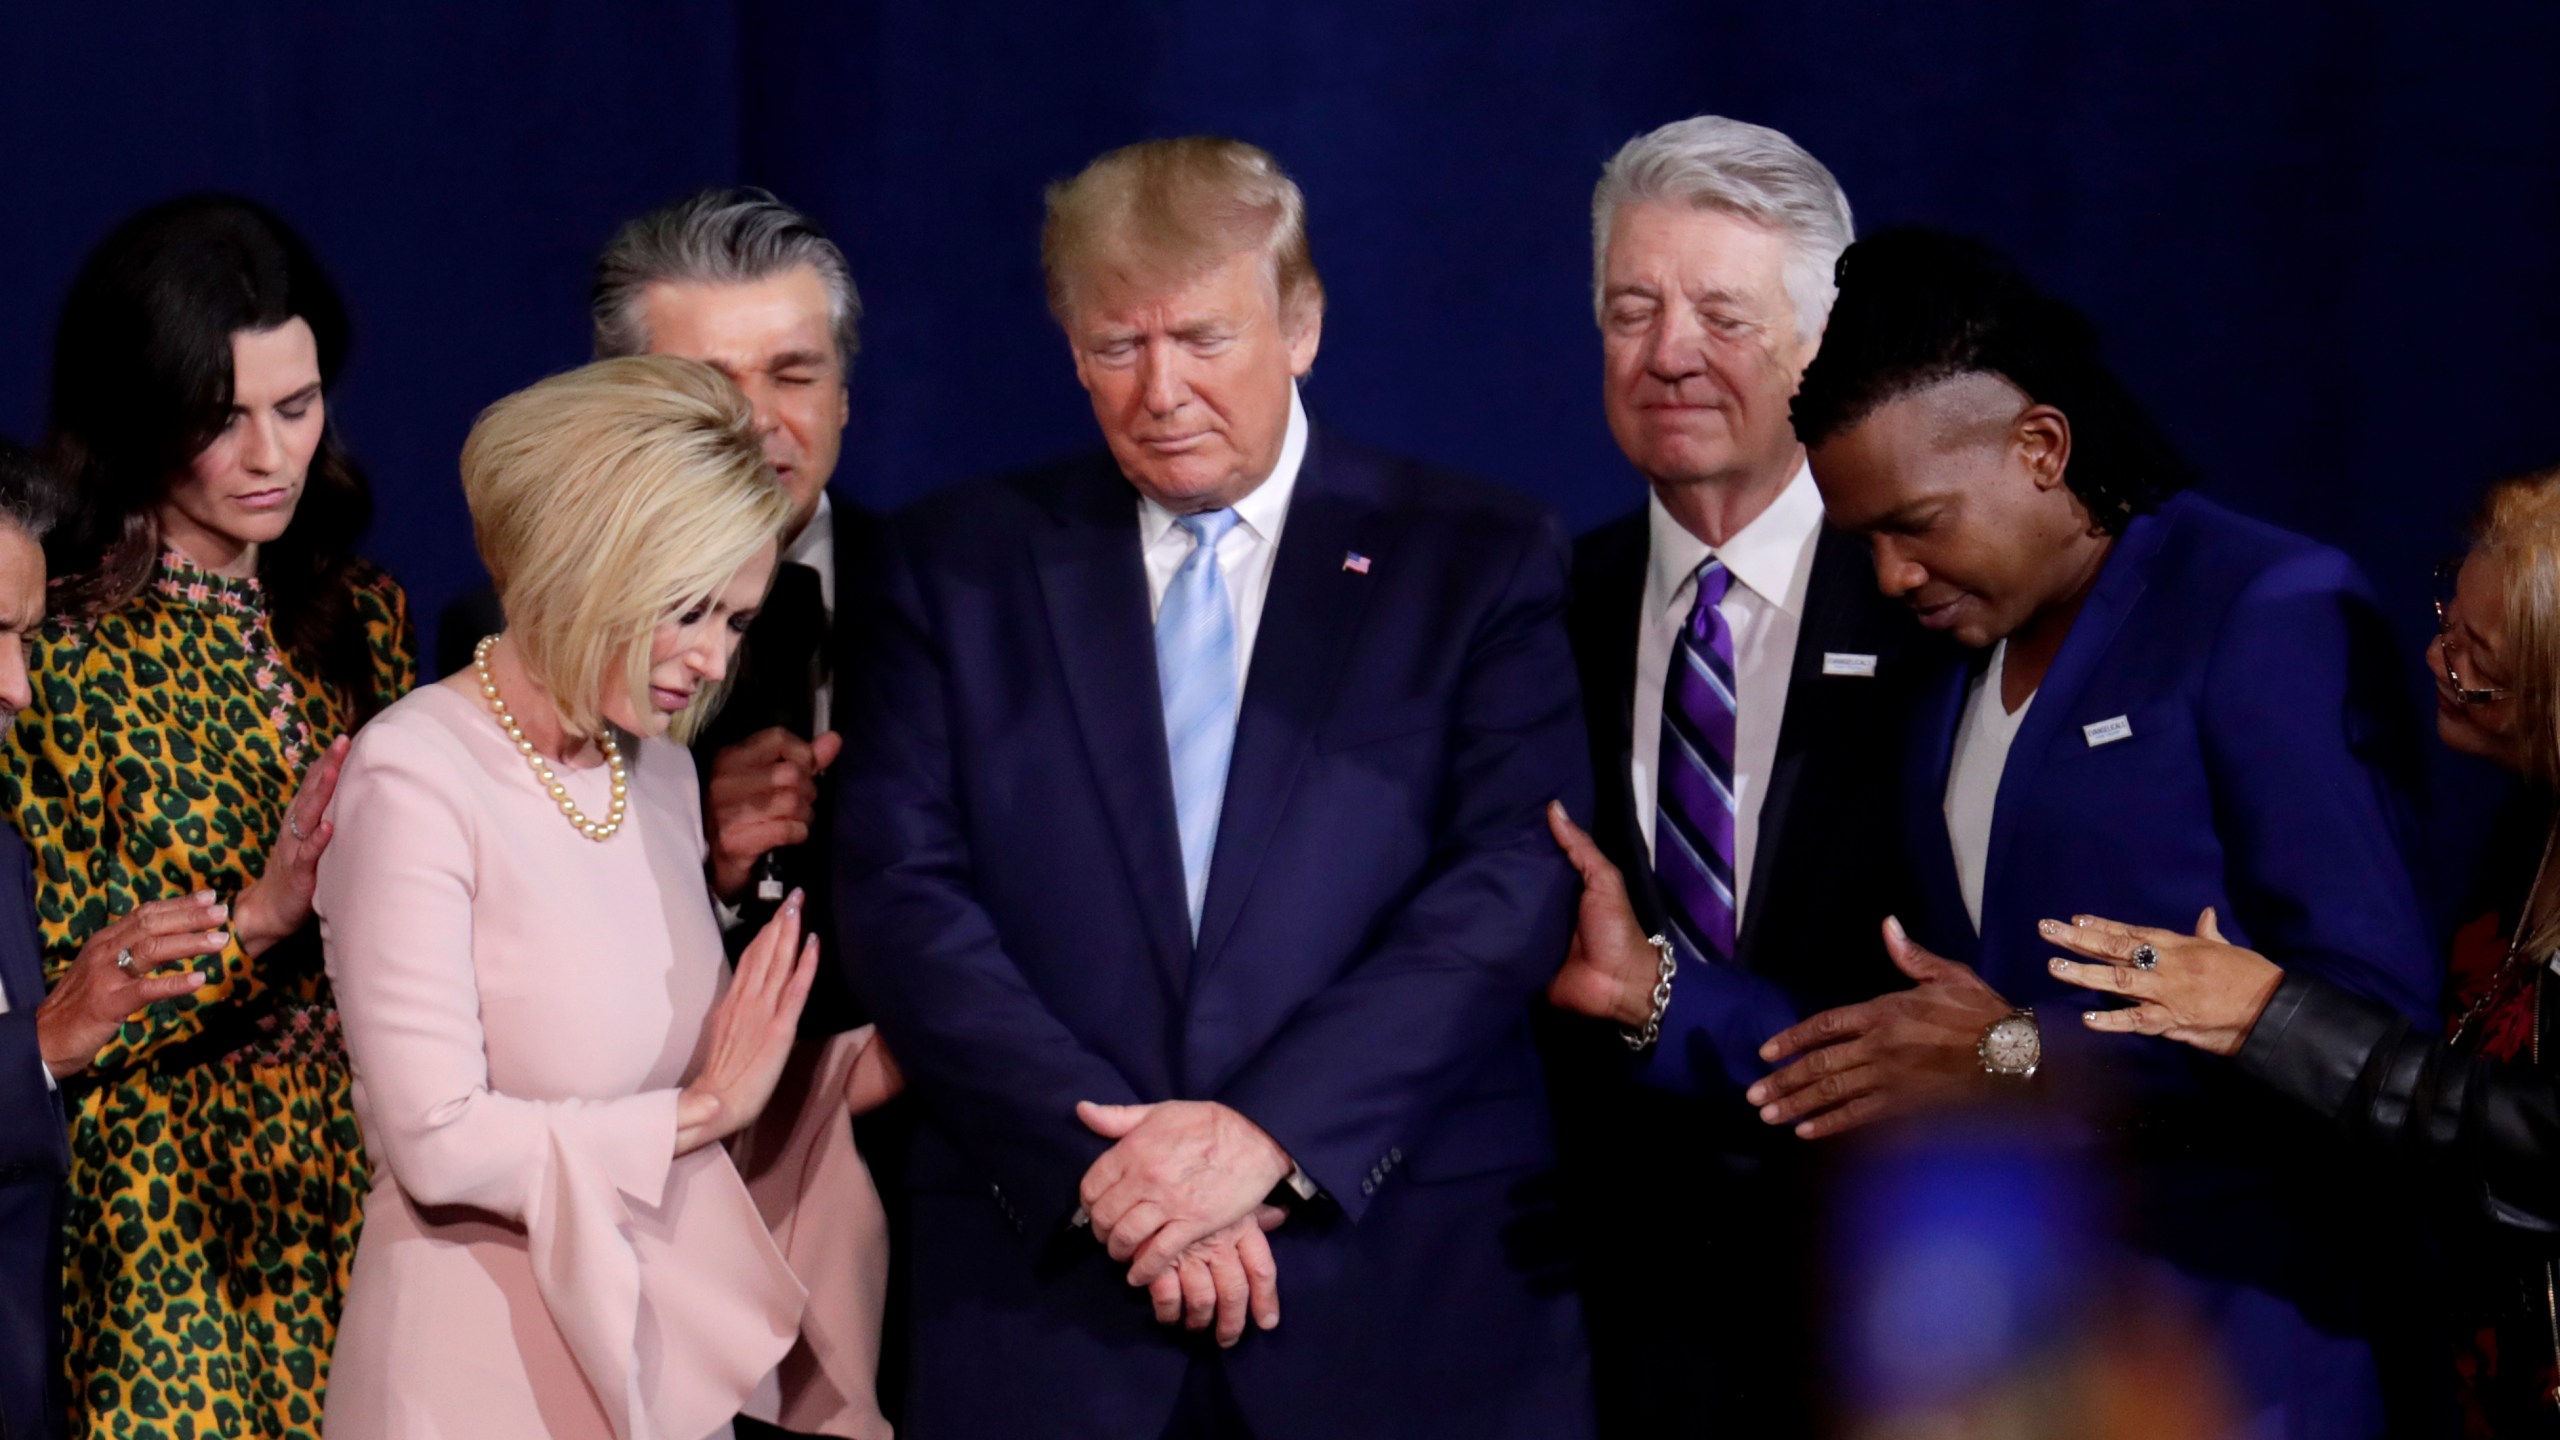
[472,635,629,842]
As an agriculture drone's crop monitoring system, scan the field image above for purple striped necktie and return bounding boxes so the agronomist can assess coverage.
[1656,557,1738,968]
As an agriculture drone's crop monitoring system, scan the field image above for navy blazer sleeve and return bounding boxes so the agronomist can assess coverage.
[2197,551,2437,1018]
[834,526,1146,1232]
[1214,514,1587,1221]
[2043,549,2438,1086]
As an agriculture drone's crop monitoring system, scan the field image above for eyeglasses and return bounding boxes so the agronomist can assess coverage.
[2434,559,2513,706]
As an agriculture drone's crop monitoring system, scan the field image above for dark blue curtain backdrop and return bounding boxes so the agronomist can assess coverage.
[4,1,2557,902]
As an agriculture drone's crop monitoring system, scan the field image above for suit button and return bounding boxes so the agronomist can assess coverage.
[1388,1147,1402,1164]
[1359,1177,1375,1196]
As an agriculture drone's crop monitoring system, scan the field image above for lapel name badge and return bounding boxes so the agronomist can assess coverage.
[1341,552,1372,574]
[1822,652,1878,677]
[2083,715,2134,748]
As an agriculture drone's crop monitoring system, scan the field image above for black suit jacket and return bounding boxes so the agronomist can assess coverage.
[0,826,68,1440]
[1546,504,1938,1440]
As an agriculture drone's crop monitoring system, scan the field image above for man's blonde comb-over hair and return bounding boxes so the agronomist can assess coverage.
[1041,135,1323,325]
[460,355,791,743]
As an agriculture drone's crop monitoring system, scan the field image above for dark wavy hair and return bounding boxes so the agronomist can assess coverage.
[1791,227,2191,535]
[44,194,383,717]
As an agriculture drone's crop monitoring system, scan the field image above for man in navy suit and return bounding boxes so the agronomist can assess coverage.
[1754,230,2439,1435]
[835,138,1593,1440]
[0,440,232,1440]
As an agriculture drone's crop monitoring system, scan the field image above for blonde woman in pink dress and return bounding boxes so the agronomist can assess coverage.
[313,356,898,1440]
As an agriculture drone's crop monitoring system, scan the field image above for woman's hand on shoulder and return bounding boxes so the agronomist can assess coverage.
[2041,908,2283,1058]
[232,734,350,956]
[676,889,819,1154]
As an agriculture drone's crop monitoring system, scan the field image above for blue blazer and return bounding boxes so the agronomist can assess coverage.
[1900,493,2438,1436]
[0,825,67,1440]
[835,429,1594,1440]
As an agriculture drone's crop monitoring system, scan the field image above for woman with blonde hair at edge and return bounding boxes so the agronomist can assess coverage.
[316,355,900,1440]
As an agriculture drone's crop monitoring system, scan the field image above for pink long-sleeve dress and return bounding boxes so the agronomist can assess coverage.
[312,681,891,1440]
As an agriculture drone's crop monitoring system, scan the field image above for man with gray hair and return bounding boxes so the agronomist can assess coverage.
[1538,116,1941,1437]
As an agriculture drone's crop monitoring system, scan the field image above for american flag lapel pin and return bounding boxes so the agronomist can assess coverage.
[1341,551,1372,574]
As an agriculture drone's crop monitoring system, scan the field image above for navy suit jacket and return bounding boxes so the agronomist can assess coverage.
[1899,493,2438,1434]
[0,826,67,1440]
[835,429,1594,1440]
[1546,510,1938,1437]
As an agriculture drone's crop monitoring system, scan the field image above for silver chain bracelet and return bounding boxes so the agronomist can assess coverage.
[1621,934,1679,1052]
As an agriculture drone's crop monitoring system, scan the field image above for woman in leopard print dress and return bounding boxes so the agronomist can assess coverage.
[0,196,413,1440]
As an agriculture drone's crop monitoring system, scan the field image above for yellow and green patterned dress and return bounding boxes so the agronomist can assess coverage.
[0,551,414,1440]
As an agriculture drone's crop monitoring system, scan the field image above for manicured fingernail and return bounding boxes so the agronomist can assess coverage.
[194,890,216,902]
[208,931,230,946]
[2083,1011,2101,1023]
[2039,919,2059,936]
[2049,957,2068,972]
[1745,1083,1767,1104]
[1759,1105,1780,1122]
[209,904,228,920]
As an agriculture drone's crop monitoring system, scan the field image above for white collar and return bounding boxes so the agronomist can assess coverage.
[1138,383,1308,549]
[784,491,835,611]
[1645,459,1823,615]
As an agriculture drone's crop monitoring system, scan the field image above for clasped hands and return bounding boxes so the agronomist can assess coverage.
[1074,1098,1293,1348]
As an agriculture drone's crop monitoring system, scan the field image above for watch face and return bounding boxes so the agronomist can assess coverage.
[1982,1015,2041,1075]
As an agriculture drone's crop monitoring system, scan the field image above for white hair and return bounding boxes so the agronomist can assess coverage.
[1591,116,1855,341]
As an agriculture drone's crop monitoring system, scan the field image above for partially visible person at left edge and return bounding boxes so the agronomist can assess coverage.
[1759,228,2439,1435]
[0,439,234,1440]
[0,197,415,1439]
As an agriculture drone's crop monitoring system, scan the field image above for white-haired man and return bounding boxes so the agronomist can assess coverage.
[1539,116,1943,1437]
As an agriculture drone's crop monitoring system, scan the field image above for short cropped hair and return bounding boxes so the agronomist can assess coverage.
[591,187,863,372]
[0,438,63,547]
[462,356,791,743]
[1592,116,1855,341]
[1041,136,1323,325]
[1792,227,2189,535]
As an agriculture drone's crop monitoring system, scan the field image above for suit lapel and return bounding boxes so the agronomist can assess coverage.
[1737,527,1864,966]
[1191,431,1382,979]
[1579,517,1664,931]
[1031,462,1195,995]
[1977,508,2169,959]
[1908,651,1979,963]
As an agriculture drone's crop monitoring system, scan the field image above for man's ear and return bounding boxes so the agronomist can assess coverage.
[2017,405,2073,494]
[1284,294,1324,378]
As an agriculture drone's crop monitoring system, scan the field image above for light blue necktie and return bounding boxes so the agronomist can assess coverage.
[1158,509,1242,935]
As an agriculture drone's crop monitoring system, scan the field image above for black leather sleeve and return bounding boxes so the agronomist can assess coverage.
[2239,971,2560,1230]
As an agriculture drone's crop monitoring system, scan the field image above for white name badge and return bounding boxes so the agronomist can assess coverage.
[1822,652,1879,677]
[2083,715,2134,747]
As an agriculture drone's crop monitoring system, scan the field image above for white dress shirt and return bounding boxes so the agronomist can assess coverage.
[1944,640,2035,934]
[784,492,837,735]
[1138,385,1310,689]
[1630,464,1825,926]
